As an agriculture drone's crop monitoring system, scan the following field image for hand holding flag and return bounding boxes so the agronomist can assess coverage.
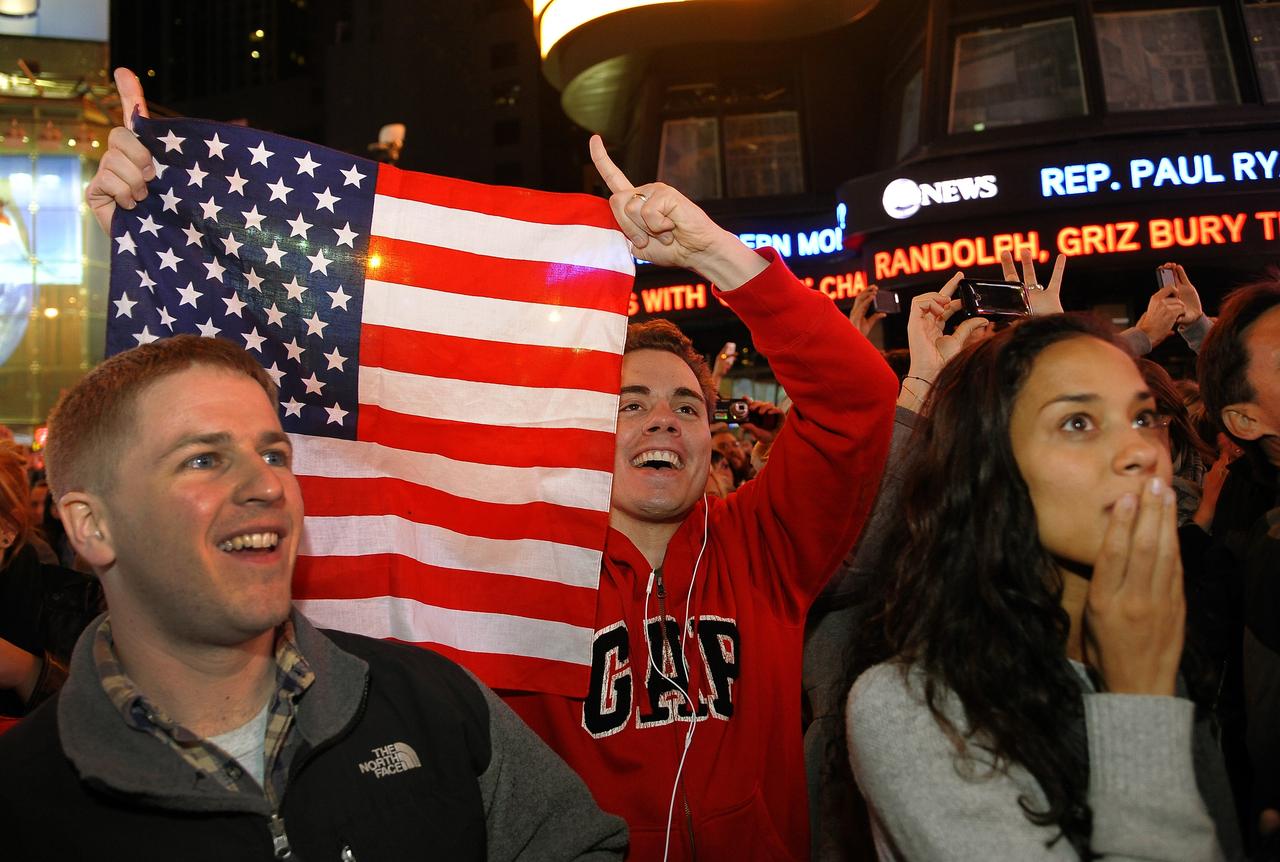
[87,69,154,235]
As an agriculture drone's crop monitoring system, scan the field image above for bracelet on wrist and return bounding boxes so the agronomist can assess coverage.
[899,382,927,402]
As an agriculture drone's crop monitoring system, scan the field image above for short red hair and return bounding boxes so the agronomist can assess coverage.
[45,336,276,499]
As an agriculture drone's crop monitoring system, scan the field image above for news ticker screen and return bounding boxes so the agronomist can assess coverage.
[628,128,1280,319]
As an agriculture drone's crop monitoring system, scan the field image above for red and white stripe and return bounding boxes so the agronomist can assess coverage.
[292,167,633,696]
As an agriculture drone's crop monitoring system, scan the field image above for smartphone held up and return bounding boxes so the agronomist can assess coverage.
[872,289,901,314]
[957,279,1031,323]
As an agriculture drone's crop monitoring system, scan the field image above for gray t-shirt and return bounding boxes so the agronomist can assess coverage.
[207,700,270,790]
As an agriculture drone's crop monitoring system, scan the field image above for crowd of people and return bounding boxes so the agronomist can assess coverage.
[0,67,1277,861]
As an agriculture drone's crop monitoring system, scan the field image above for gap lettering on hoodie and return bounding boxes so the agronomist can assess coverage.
[581,615,741,739]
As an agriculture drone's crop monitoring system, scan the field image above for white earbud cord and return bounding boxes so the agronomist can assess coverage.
[641,495,710,862]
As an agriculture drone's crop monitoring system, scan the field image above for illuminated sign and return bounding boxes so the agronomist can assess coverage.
[1040,151,1280,199]
[628,268,868,318]
[629,206,1279,318]
[841,130,1280,238]
[832,129,1280,291]
[882,174,999,219]
[734,203,847,258]
[638,207,848,265]
[873,232,1040,280]
[736,226,843,258]
[865,206,1279,286]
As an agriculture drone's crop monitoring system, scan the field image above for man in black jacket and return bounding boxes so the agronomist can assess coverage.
[1198,279,1280,853]
[0,335,626,861]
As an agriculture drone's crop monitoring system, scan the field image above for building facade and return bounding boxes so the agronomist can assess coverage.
[533,0,1280,384]
[0,3,113,430]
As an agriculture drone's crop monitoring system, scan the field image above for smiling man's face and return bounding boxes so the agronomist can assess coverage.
[610,349,712,532]
[97,364,304,649]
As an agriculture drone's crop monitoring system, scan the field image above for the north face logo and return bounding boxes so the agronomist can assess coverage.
[358,742,421,778]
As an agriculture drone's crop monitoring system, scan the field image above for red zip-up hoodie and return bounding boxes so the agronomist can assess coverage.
[505,250,898,860]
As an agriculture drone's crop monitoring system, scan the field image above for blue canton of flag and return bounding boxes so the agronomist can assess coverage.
[106,115,378,440]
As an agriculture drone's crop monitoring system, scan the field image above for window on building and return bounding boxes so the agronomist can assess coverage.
[658,117,722,201]
[1245,2,1280,103]
[657,74,803,201]
[0,152,106,426]
[949,17,1087,133]
[662,82,720,114]
[492,118,521,147]
[1095,7,1239,111]
[723,111,803,198]
[897,67,924,158]
[1,155,85,287]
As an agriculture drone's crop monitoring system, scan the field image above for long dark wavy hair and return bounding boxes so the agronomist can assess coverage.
[851,314,1129,858]
[1136,359,1215,470]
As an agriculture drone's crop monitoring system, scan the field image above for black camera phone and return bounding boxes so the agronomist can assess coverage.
[957,279,1031,322]
[872,289,901,314]
[713,398,780,430]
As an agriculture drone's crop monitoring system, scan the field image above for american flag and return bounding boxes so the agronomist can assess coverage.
[106,116,634,696]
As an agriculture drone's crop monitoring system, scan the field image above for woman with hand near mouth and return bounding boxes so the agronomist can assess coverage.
[845,314,1241,861]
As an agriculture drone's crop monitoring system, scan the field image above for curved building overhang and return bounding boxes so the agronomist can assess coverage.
[532,0,880,137]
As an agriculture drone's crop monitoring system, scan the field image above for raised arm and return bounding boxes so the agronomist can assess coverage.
[897,272,990,413]
[712,249,899,616]
[1170,264,1214,353]
[823,273,989,602]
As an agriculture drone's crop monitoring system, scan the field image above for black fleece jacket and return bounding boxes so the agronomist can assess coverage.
[0,612,626,861]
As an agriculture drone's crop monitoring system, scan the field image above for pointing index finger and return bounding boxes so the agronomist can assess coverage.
[589,135,634,195]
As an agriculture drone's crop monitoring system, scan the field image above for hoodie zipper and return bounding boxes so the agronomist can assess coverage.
[267,813,292,859]
[654,568,697,860]
[265,674,372,859]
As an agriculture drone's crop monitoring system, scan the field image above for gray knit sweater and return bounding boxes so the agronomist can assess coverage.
[847,662,1228,861]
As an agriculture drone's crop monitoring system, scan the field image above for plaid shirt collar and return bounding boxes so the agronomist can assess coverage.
[92,617,315,807]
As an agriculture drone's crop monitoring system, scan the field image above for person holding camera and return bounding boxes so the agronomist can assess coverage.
[844,312,1241,860]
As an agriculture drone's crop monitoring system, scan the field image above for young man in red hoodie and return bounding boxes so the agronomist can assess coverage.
[500,141,899,860]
